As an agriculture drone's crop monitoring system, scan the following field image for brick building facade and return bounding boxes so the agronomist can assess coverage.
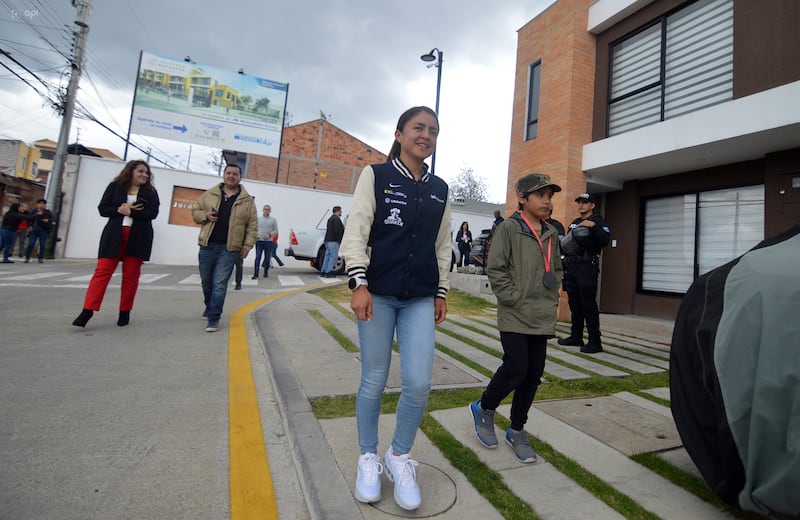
[245,119,387,194]
[508,0,596,228]
[513,0,800,320]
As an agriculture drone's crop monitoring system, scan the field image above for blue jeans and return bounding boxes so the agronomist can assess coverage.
[356,295,435,455]
[26,229,50,261]
[1,228,16,260]
[321,241,340,273]
[198,243,239,320]
[253,240,275,276]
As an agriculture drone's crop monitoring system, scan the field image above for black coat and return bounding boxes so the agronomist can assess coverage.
[96,182,160,260]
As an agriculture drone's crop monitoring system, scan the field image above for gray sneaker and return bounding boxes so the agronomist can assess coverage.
[469,400,498,448]
[505,427,537,463]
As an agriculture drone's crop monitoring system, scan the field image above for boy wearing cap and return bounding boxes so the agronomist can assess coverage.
[469,173,563,463]
[557,193,611,353]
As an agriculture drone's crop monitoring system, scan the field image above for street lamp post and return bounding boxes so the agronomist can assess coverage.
[420,48,442,175]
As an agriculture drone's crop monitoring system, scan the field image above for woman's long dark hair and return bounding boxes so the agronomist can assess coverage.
[388,106,438,160]
[114,160,154,194]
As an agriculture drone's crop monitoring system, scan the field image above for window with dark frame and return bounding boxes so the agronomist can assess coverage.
[607,0,733,136]
[639,184,764,294]
[525,61,541,141]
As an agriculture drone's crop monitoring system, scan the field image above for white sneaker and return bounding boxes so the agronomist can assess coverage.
[383,447,421,510]
[354,452,382,503]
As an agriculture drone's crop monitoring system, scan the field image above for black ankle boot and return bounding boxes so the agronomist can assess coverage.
[72,309,94,328]
[117,311,130,327]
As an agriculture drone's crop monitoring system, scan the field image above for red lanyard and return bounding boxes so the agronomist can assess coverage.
[517,212,552,273]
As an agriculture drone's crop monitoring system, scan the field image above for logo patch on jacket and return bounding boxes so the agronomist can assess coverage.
[430,194,444,203]
[383,208,404,227]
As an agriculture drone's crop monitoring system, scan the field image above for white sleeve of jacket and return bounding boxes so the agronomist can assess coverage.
[435,197,452,297]
[339,166,376,276]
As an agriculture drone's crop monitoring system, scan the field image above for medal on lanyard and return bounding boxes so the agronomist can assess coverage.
[518,212,557,289]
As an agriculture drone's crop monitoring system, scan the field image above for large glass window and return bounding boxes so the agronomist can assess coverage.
[608,0,733,136]
[641,185,764,293]
[525,61,541,140]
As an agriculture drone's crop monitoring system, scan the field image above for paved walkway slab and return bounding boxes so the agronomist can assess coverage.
[603,345,670,369]
[546,347,629,377]
[431,407,626,520]
[643,387,672,401]
[518,405,733,519]
[320,415,504,519]
[587,351,664,374]
[534,396,680,456]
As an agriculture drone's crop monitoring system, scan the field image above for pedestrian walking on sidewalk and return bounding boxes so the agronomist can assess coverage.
[191,164,257,332]
[253,204,277,279]
[25,199,55,263]
[71,160,160,328]
[469,173,563,464]
[340,106,451,511]
[270,231,284,267]
[1,203,32,263]
[320,205,344,277]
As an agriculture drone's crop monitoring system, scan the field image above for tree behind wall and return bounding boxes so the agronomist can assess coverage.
[450,165,488,202]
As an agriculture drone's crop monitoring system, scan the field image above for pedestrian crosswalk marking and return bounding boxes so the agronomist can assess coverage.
[179,275,202,284]
[0,272,69,281]
[278,275,304,286]
[138,274,170,284]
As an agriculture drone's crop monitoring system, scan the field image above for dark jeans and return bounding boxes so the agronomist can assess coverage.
[198,243,239,320]
[480,332,547,431]
[564,261,601,344]
[253,240,275,276]
[271,245,284,267]
[458,245,471,267]
[26,229,50,261]
[1,228,15,260]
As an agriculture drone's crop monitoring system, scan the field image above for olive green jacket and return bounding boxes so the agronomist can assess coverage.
[191,184,257,252]
[487,212,563,335]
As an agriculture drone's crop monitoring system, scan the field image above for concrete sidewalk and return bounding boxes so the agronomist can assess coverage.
[251,291,735,519]
[0,261,734,519]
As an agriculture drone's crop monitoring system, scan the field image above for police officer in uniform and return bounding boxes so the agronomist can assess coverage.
[557,193,610,353]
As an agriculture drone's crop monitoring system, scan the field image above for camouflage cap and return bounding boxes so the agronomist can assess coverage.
[516,173,562,194]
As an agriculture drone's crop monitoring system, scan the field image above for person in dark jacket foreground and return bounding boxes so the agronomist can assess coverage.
[72,161,160,327]
[670,223,800,518]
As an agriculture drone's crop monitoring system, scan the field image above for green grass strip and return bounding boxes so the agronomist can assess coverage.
[437,326,503,359]
[307,309,358,353]
[420,414,539,520]
[448,317,501,341]
[490,414,660,520]
[435,343,494,378]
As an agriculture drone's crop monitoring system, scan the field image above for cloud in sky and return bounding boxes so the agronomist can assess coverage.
[0,0,555,202]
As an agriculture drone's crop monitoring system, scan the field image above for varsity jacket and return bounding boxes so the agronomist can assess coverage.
[340,158,451,300]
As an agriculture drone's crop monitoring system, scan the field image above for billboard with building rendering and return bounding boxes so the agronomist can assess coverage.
[130,51,288,157]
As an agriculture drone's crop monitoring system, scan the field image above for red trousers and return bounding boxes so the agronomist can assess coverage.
[82,226,143,311]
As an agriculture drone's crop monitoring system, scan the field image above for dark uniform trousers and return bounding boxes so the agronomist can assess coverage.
[563,256,601,344]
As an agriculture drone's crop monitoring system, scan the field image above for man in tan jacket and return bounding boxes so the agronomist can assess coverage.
[192,164,257,332]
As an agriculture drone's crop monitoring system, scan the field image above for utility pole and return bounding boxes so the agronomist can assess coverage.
[45,0,93,209]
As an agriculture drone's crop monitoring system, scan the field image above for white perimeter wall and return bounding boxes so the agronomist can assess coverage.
[64,157,497,266]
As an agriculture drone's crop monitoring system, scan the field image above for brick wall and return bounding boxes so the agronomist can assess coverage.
[247,119,387,194]
[509,0,596,224]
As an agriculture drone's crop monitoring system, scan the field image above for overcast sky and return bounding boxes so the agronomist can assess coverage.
[0,0,555,202]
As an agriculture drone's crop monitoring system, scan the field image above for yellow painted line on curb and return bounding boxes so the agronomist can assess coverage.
[228,282,333,519]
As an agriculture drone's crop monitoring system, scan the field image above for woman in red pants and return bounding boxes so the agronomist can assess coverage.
[72,160,160,327]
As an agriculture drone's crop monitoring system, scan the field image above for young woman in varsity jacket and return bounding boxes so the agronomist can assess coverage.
[340,106,451,511]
